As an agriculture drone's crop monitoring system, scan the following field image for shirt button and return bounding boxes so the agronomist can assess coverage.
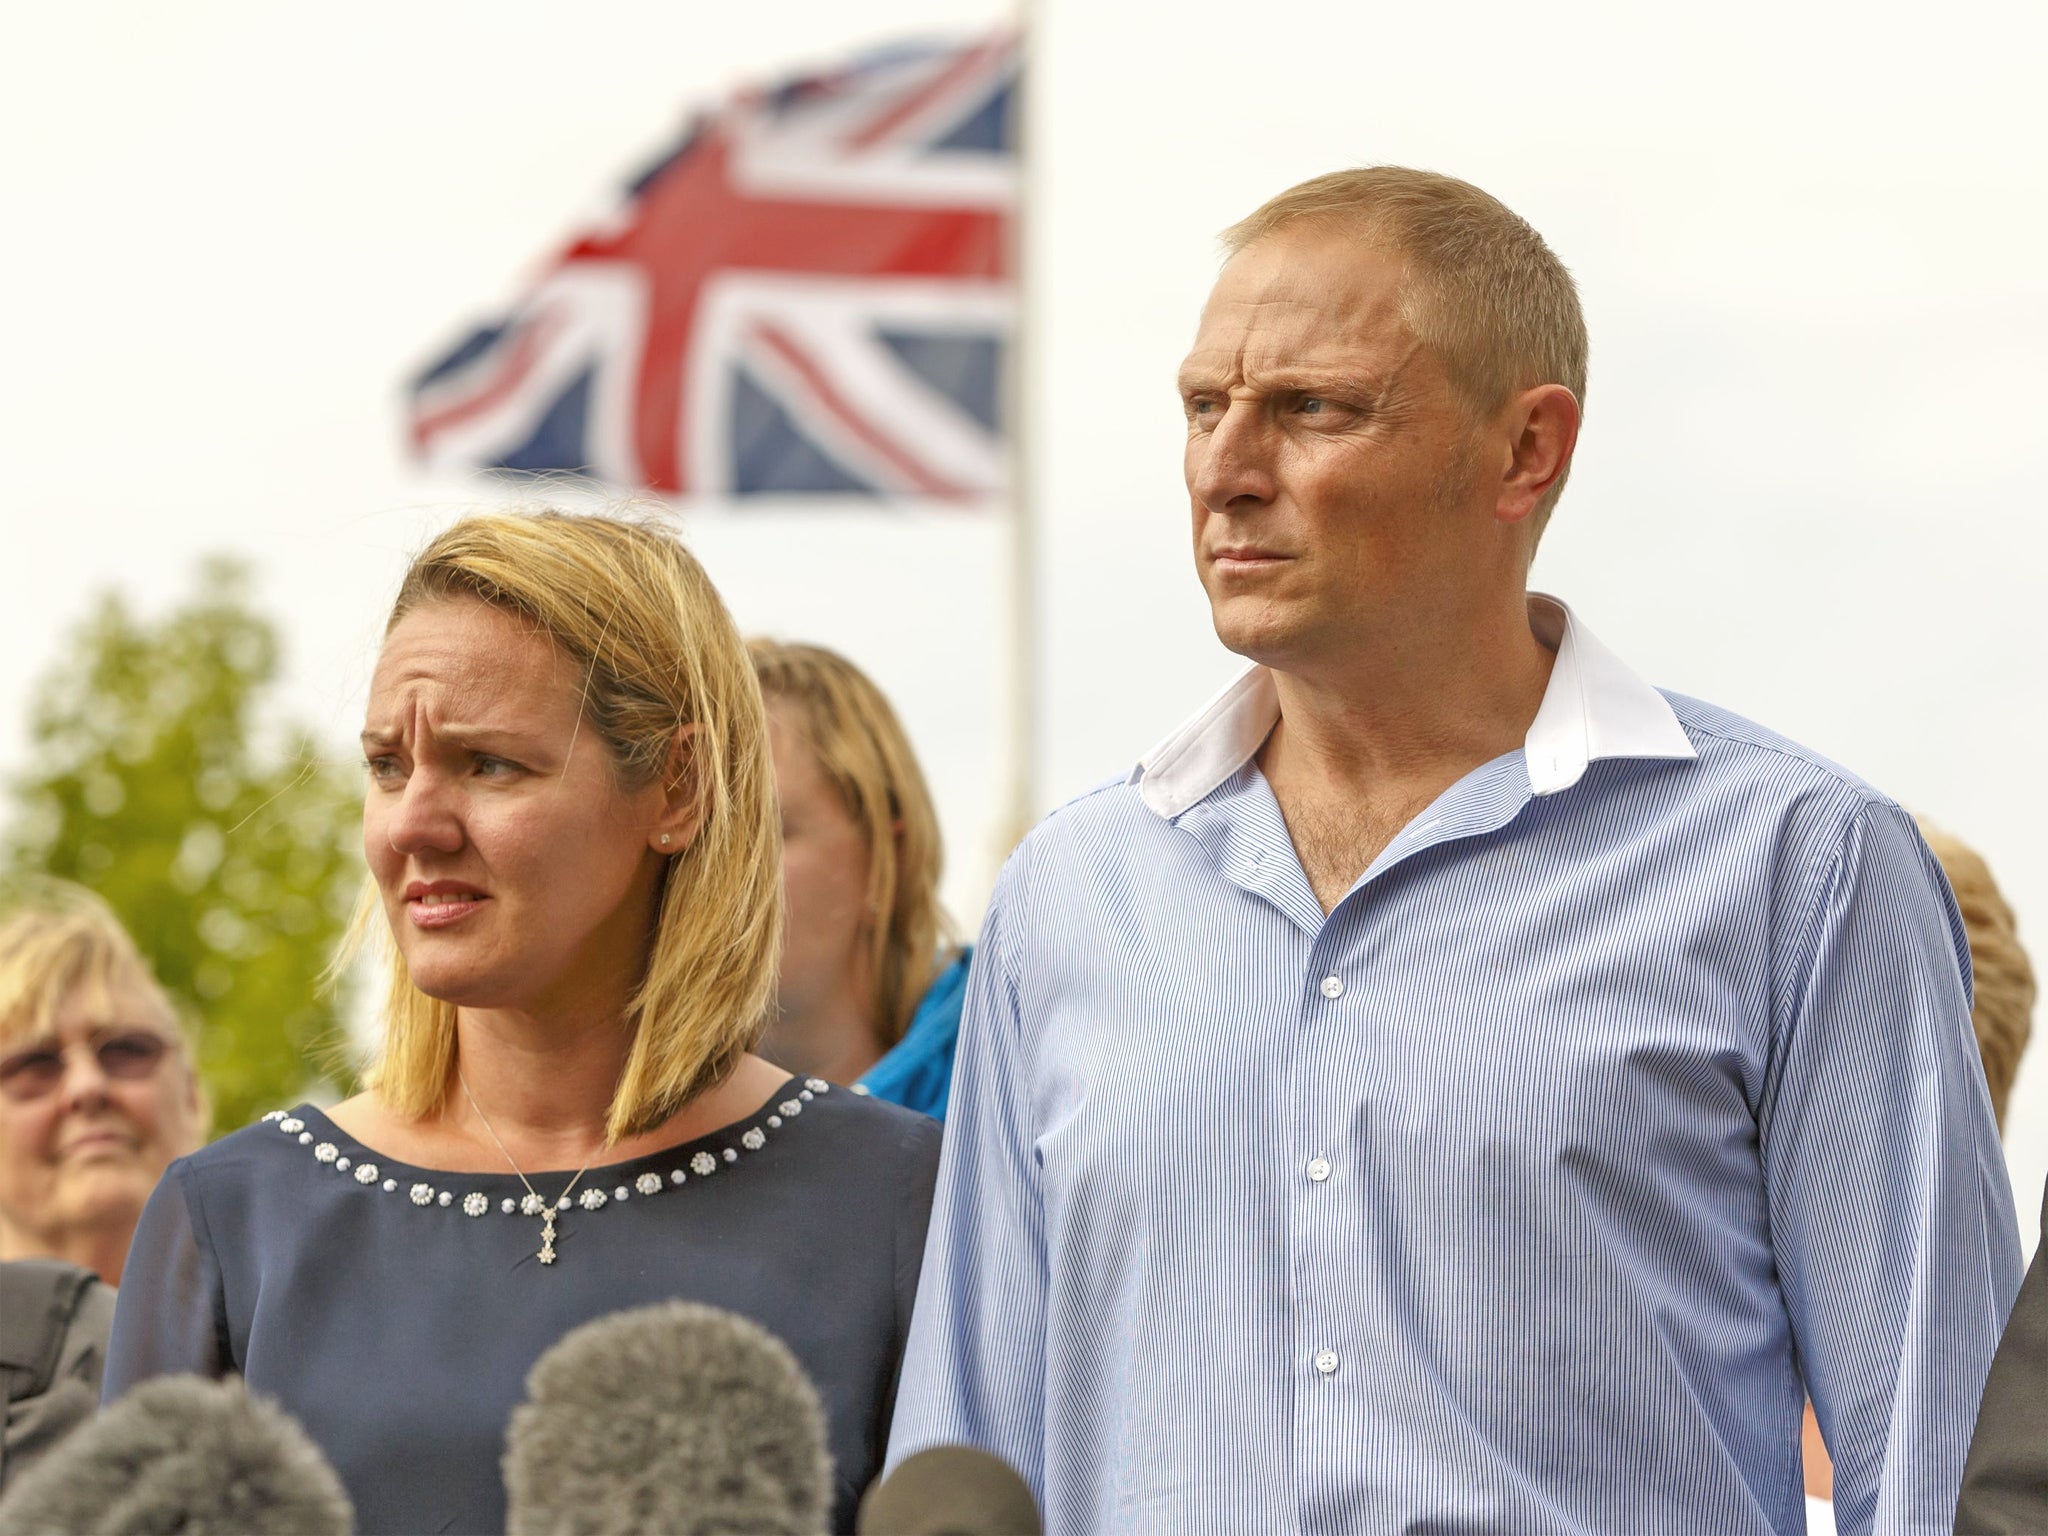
[1307,1157,1331,1183]
[1319,975,1344,999]
[1314,1350,1340,1376]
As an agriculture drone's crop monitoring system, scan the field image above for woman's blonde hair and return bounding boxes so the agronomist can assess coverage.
[0,879,183,1049]
[1918,819,2035,1132]
[748,640,953,1051]
[356,510,781,1143]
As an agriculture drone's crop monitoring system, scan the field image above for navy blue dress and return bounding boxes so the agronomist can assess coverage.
[103,1076,940,1535]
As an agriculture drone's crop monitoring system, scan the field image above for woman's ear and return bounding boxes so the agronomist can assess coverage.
[649,725,706,856]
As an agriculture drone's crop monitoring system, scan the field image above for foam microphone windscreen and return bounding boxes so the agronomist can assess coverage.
[0,1375,352,1536]
[857,1446,1042,1536]
[503,1300,831,1536]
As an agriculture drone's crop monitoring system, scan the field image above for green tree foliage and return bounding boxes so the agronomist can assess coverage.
[4,558,362,1135]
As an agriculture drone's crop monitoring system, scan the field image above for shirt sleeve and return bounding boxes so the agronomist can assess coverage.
[1760,800,2023,1536]
[884,855,1048,1502]
[102,1161,229,1402]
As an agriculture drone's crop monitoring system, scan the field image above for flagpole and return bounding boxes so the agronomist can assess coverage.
[999,0,1038,868]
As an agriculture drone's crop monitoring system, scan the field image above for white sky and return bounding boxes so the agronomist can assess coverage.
[4,0,2044,1242]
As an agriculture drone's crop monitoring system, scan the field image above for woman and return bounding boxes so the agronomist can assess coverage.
[1,882,202,1491]
[103,512,942,1536]
[749,640,969,1120]
[0,881,205,1284]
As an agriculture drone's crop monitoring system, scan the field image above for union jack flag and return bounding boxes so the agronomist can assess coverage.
[406,34,1015,501]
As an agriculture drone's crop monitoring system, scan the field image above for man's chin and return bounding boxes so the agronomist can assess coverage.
[1210,608,1306,670]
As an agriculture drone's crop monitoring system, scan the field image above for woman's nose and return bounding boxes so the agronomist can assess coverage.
[379,769,465,857]
[59,1042,114,1110]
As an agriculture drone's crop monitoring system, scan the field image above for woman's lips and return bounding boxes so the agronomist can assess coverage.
[61,1128,138,1160]
[407,892,489,929]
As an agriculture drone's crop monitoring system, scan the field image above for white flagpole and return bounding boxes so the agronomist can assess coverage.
[998,1,1038,868]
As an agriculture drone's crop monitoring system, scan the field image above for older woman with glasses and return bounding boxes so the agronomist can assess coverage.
[0,884,203,1493]
[0,882,204,1285]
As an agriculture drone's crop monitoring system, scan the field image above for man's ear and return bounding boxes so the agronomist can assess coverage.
[648,725,706,856]
[1494,383,1581,528]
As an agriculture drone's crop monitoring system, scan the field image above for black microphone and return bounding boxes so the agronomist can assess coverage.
[0,1375,352,1536]
[503,1300,831,1536]
[857,1446,1042,1536]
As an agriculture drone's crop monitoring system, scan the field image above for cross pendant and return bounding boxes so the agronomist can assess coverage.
[538,1206,558,1266]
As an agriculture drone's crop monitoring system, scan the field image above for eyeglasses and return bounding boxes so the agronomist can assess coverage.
[0,1031,173,1103]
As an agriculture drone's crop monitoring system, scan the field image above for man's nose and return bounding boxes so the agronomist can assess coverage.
[380,768,465,857]
[1188,400,1278,514]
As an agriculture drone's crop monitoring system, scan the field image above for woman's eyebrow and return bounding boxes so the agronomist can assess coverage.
[358,724,538,753]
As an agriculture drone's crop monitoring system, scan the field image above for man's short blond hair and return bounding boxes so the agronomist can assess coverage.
[1224,166,1589,533]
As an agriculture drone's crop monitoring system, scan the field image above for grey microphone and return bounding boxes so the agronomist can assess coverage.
[0,1375,352,1536]
[857,1446,1042,1536]
[503,1300,831,1536]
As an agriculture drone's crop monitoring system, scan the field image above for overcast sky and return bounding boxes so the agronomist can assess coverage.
[5,0,2044,1239]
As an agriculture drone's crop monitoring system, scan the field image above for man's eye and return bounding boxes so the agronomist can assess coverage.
[1298,397,1325,415]
[474,756,520,778]
[363,756,401,781]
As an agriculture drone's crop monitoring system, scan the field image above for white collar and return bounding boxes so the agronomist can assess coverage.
[1132,593,1697,820]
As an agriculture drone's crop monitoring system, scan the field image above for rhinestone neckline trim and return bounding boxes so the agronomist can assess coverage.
[260,1079,830,1221]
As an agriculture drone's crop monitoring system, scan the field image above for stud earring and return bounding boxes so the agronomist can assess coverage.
[659,833,672,847]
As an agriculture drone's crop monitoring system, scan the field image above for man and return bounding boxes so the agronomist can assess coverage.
[888,167,2022,1534]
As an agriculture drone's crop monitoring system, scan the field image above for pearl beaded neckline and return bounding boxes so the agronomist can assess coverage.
[259,1078,831,1234]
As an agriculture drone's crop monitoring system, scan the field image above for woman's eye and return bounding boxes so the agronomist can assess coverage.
[0,1048,63,1093]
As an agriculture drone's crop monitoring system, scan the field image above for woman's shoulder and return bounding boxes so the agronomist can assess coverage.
[165,1106,340,1192]
[785,1077,941,1166]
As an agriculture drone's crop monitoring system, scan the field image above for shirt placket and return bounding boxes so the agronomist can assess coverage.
[1288,910,1370,1536]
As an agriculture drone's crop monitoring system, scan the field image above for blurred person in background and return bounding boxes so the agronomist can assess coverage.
[0,881,203,1491]
[0,882,205,1282]
[1799,819,2036,1533]
[750,639,968,1120]
[103,512,941,1535]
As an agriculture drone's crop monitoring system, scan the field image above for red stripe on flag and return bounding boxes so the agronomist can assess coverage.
[843,36,1011,151]
[411,313,562,449]
[750,321,968,498]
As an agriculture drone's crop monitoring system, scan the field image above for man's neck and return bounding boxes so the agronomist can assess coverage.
[1256,593,1555,911]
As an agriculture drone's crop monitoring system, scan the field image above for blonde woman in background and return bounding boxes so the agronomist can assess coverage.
[103,513,941,1536]
[750,640,968,1120]
[1801,819,2035,1535]
[0,884,205,1284]
[0,883,203,1491]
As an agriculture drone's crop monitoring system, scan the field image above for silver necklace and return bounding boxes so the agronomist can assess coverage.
[457,1071,597,1267]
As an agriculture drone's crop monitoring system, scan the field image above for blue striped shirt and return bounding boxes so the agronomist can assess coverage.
[889,597,2022,1535]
